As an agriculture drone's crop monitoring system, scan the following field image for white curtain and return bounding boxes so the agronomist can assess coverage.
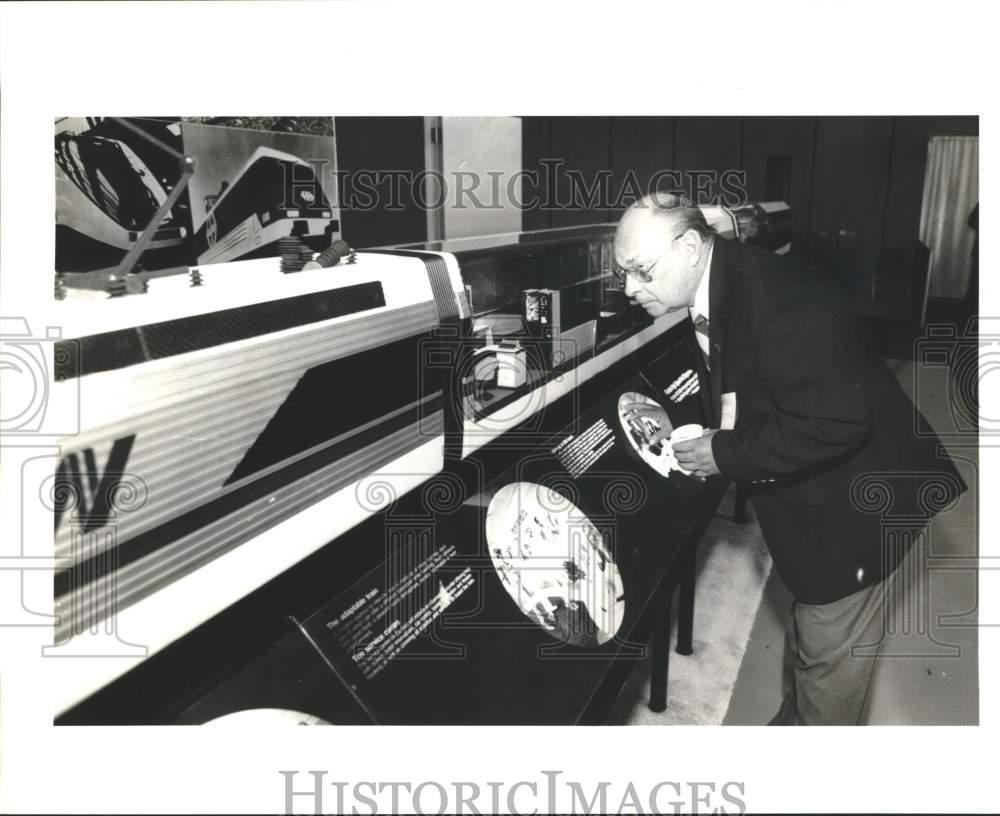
[919,135,979,298]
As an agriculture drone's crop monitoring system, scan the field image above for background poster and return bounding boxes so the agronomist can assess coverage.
[179,120,339,234]
[54,116,192,273]
[54,117,340,275]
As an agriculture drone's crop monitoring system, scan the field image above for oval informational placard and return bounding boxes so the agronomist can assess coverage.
[485,482,625,647]
[202,708,331,727]
[617,391,676,478]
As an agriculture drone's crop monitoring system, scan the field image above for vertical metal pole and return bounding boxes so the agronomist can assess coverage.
[648,578,671,713]
[424,116,445,241]
[676,545,696,656]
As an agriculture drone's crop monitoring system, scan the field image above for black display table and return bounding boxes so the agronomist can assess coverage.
[279,321,727,724]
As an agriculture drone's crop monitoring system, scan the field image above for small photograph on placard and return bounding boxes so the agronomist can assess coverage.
[485,482,625,647]
[617,391,678,478]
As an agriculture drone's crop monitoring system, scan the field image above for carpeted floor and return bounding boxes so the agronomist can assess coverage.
[609,486,772,725]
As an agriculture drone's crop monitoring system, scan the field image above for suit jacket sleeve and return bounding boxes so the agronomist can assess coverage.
[711,280,874,482]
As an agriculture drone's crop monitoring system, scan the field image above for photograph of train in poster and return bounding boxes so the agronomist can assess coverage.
[54,117,341,275]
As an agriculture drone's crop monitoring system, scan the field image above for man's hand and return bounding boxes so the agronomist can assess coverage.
[672,429,721,479]
[622,401,671,445]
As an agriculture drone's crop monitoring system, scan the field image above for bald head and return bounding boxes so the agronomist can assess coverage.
[613,192,711,269]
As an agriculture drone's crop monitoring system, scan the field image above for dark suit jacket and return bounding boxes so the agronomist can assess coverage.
[705,237,966,604]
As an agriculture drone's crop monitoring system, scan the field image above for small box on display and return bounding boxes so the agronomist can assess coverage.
[496,340,527,388]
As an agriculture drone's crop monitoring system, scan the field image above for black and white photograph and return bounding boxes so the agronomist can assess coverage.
[0,2,994,814]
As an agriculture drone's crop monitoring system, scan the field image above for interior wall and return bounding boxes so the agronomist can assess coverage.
[741,117,816,253]
[523,115,979,298]
[521,116,554,232]
[334,117,427,248]
[334,116,980,289]
[550,116,614,228]
[609,116,675,220]
[673,117,744,205]
[441,116,522,240]
[808,116,896,294]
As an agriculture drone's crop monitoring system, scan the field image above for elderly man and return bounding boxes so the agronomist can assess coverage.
[616,193,965,724]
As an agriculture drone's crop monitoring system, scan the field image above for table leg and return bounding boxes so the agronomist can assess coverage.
[676,546,696,656]
[648,580,672,713]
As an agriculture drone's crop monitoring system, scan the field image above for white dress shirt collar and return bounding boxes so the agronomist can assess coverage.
[689,238,714,323]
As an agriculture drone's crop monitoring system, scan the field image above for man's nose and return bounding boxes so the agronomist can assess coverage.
[623,274,639,298]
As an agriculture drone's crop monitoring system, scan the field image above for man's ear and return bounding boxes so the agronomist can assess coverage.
[679,229,701,263]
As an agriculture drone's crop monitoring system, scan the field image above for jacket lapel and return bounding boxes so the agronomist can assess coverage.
[707,237,728,428]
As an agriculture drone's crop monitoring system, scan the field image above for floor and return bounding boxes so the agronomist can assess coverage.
[609,488,772,725]
[723,354,979,725]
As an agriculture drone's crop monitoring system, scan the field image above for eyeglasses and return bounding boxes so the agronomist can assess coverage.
[612,233,684,284]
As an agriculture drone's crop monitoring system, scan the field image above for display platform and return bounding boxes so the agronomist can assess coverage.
[285,323,721,724]
[57,318,729,725]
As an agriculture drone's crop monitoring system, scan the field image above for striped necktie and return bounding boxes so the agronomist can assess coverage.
[692,313,710,369]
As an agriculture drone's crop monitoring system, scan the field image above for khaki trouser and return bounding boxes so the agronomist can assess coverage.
[769,565,899,725]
